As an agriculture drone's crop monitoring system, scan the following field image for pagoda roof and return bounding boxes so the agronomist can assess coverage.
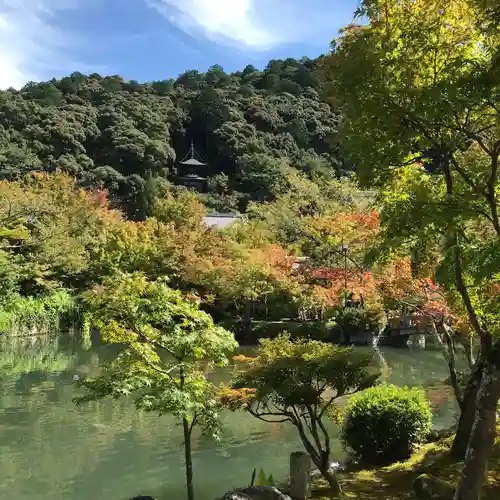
[179,140,208,166]
[179,157,207,166]
[179,174,207,181]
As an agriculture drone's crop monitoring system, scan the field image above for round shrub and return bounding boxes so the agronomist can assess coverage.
[342,384,432,465]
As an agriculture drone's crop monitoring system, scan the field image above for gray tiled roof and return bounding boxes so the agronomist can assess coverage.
[203,213,239,229]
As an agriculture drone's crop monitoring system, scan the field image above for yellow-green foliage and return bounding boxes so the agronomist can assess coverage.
[312,432,500,499]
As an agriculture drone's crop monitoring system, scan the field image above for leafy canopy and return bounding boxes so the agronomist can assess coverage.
[325,0,500,342]
[326,0,488,185]
[75,273,238,436]
[221,333,379,431]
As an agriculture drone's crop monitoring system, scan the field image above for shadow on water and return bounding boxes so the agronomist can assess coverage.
[0,334,461,500]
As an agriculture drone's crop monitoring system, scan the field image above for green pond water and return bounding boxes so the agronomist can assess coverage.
[0,334,464,500]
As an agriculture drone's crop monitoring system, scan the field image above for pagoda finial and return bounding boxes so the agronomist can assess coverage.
[178,140,207,165]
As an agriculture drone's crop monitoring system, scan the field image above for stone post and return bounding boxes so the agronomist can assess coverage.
[289,451,311,500]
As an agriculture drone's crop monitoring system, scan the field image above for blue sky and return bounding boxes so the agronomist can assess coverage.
[0,0,359,89]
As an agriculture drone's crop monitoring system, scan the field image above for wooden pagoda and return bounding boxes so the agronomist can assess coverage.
[177,141,208,192]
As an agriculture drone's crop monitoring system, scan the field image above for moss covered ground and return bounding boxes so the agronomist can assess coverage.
[311,434,500,499]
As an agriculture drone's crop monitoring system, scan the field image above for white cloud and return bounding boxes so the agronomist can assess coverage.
[147,0,355,51]
[147,0,278,49]
[0,0,82,89]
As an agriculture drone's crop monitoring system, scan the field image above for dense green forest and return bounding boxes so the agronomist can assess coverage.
[0,57,346,219]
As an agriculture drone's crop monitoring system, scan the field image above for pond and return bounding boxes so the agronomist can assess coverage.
[0,334,464,500]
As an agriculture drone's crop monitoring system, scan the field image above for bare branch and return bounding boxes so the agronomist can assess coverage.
[248,408,291,424]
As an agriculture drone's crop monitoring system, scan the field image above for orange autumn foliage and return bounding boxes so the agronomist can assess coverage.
[216,385,257,411]
[305,211,380,249]
[232,354,253,363]
[309,270,379,308]
[376,258,458,325]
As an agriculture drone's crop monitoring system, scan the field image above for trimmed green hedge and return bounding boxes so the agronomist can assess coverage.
[342,384,432,465]
[223,320,329,344]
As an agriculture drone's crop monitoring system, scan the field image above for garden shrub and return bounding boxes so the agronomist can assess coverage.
[329,307,367,342]
[247,320,329,342]
[342,384,432,465]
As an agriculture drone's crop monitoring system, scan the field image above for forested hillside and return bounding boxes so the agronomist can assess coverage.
[0,57,346,219]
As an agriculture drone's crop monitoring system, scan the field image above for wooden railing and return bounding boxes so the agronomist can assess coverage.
[387,315,436,332]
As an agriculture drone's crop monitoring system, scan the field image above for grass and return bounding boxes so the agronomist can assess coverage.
[0,290,77,335]
[311,434,500,499]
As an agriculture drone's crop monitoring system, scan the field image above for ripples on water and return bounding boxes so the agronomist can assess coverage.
[0,335,462,500]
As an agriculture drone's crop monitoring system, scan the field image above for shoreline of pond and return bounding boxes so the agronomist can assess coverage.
[0,333,462,500]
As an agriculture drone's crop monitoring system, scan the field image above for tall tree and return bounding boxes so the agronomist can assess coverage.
[74,273,238,500]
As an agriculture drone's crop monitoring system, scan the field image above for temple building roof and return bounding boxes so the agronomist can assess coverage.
[178,173,207,181]
[179,157,207,167]
[203,213,239,229]
[178,141,207,167]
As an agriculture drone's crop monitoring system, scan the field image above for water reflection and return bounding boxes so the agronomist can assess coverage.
[0,335,461,500]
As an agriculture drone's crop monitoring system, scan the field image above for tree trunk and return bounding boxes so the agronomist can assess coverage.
[180,367,194,500]
[293,418,342,499]
[242,300,253,339]
[437,322,463,408]
[446,354,462,410]
[183,416,195,500]
[453,361,500,500]
[465,339,475,371]
[446,356,462,409]
[451,363,483,459]
[323,469,343,499]
[441,160,493,461]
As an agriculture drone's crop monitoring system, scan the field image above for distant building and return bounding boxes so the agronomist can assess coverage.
[176,141,240,229]
[203,213,239,229]
[177,141,208,192]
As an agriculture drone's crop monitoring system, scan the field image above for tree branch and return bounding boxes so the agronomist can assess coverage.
[317,416,331,464]
[189,413,199,434]
[442,160,492,359]
[450,157,487,196]
[318,396,338,419]
[132,327,180,360]
[248,408,291,424]
[140,356,179,381]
